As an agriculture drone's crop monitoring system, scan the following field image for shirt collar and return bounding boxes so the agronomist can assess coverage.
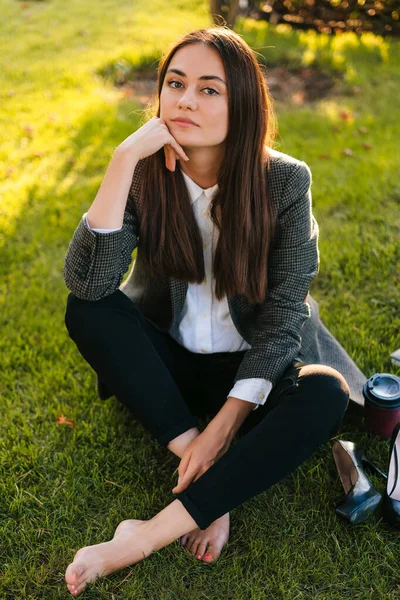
[180,168,219,203]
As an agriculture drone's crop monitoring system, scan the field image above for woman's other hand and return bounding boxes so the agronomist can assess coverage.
[115,116,189,172]
[172,425,231,494]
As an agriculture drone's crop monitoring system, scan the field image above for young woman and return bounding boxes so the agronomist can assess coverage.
[63,26,365,597]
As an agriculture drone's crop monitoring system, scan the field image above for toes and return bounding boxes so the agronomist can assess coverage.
[67,577,87,597]
[67,584,76,595]
[196,542,208,560]
[69,580,87,596]
[65,565,76,585]
[188,538,199,556]
[203,541,222,562]
[65,562,86,586]
[67,583,79,597]
[74,566,86,587]
[184,534,214,560]
[75,581,88,595]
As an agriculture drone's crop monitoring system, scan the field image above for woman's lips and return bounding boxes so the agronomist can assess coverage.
[172,120,198,127]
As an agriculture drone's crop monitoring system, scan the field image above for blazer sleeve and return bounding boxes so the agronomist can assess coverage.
[63,202,139,301]
[233,161,320,387]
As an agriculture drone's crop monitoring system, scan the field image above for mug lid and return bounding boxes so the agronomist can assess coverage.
[366,373,400,402]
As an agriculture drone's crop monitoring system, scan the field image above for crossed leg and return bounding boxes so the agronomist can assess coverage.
[65,426,231,596]
[65,366,349,596]
[65,499,200,596]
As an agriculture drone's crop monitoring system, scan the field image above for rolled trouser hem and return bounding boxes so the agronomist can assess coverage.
[175,491,211,530]
[156,416,199,447]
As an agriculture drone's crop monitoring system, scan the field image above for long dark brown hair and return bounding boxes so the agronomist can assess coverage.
[137,26,277,305]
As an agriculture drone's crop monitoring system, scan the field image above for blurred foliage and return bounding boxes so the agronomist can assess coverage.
[246,0,400,35]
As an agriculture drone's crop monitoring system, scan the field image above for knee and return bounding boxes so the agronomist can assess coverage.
[300,364,350,420]
[65,292,94,335]
[65,290,142,339]
[64,291,117,337]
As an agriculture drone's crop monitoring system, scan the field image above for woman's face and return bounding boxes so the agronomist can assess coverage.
[159,43,229,150]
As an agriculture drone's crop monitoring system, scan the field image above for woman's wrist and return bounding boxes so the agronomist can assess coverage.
[86,148,139,229]
[113,141,142,164]
[208,396,255,442]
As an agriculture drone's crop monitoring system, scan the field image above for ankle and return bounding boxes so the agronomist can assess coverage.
[167,427,200,458]
[135,520,157,557]
[143,500,198,552]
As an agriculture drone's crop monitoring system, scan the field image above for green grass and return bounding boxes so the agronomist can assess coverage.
[1,0,400,598]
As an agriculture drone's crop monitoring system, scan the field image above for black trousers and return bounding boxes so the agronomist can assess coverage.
[65,290,349,530]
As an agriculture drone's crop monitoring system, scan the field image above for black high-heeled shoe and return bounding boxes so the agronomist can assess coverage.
[381,422,400,527]
[332,440,387,524]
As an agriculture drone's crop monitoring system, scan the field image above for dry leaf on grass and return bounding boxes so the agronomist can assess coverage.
[342,148,354,156]
[56,414,75,427]
[339,110,352,121]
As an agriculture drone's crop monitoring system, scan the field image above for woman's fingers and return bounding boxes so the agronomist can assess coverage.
[172,470,196,493]
[178,450,191,479]
[159,120,189,170]
[173,460,196,493]
[174,465,207,493]
[173,460,211,494]
[171,139,189,162]
[164,144,176,172]
[164,139,189,171]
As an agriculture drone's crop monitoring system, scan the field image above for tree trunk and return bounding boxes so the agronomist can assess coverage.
[210,0,240,29]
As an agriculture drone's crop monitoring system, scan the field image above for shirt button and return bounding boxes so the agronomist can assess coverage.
[203,243,208,248]
[201,348,207,353]
[202,313,207,317]
[258,393,264,399]
[202,210,209,217]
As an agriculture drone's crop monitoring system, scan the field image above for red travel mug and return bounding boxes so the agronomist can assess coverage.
[363,373,400,440]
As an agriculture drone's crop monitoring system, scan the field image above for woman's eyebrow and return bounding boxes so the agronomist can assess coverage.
[166,68,227,86]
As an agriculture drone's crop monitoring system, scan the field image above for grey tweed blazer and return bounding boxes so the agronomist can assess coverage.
[64,148,367,407]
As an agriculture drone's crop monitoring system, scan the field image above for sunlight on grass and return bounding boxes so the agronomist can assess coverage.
[237,17,390,78]
[300,31,346,72]
[0,1,208,238]
[0,93,121,243]
[360,31,390,62]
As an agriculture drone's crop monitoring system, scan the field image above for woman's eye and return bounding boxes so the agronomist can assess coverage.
[167,80,219,95]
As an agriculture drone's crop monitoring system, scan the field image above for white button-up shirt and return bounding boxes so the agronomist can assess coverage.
[85,168,273,410]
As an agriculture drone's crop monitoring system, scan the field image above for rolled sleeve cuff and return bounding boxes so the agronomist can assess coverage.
[227,378,273,411]
[84,213,123,233]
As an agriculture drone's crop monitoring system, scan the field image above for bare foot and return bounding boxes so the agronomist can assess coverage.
[180,512,230,563]
[64,519,152,597]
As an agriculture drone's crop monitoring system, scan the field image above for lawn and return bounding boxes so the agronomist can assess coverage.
[0,0,399,598]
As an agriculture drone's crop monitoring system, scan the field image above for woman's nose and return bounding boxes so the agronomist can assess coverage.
[178,90,196,108]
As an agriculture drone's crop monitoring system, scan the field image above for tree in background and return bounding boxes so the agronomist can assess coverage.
[210,0,241,28]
